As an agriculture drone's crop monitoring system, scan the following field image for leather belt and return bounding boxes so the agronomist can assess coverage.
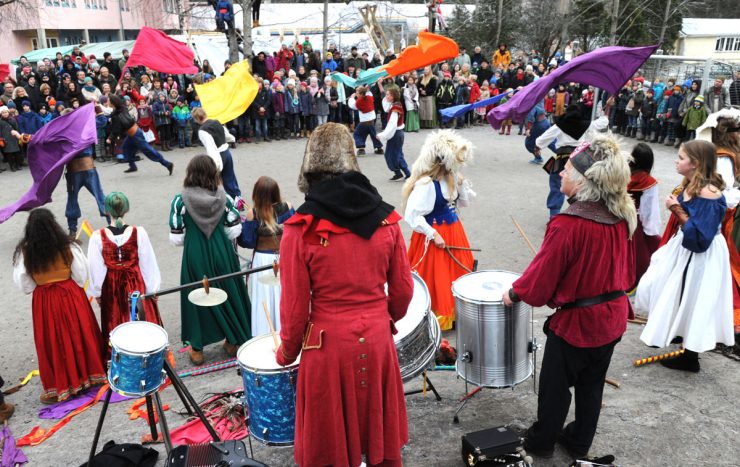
[255,236,281,251]
[559,290,625,310]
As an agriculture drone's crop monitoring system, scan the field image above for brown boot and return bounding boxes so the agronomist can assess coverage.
[189,349,204,365]
[40,393,57,405]
[223,340,238,357]
[0,403,15,423]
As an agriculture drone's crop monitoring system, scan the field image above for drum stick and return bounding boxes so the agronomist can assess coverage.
[633,348,685,367]
[628,318,647,325]
[510,216,538,256]
[605,378,621,388]
[263,301,280,350]
[446,245,482,252]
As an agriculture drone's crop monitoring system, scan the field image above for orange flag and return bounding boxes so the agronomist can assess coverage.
[382,32,459,77]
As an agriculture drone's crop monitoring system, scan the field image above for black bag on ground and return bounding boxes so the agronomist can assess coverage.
[461,426,523,466]
[80,440,158,467]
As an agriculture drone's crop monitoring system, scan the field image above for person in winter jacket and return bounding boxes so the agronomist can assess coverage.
[682,95,708,141]
[435,72,455,128]
[638,88,657,141]
[16,101,44,135]
[665,85,684,146]
[152,94,174,152]
[703,78,730,113]
[172,98,192,148]
[298,82,313,137]
[271,83,286,140]
[284,78,302,139]
[252,80,271,142]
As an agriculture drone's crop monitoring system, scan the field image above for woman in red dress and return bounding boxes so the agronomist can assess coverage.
[13,208,107,404]
[87,192,163,358]
[276,123,414,467]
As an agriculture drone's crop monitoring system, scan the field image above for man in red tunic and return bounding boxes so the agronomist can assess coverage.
[503,135,636,460]
[276,123,414,467]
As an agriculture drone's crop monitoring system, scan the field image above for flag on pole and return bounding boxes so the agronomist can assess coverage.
[195,60,259,124]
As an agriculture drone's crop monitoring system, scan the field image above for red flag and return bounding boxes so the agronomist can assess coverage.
[125,27,198,75]
[0,64,10,82]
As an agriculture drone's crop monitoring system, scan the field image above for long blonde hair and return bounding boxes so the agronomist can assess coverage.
[401,130,473,211]
[252,176,282,233]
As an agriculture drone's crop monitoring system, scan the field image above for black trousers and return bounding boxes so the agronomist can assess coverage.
[0,374,4,405]
[527,332,618,453]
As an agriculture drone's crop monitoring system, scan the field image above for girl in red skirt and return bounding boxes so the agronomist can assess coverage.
[13,208,106,404]
[87,192,163,358]
[402,130,475,330]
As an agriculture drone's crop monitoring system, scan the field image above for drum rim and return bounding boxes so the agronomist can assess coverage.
[410,271,431,312]
[400,311,442,382]
[107,369,165,397]
[451,269,522,304]
[109,321,169,355]
[454,358,533,389]
[237,334,300,373]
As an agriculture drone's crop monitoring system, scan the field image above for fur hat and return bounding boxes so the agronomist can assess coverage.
[696,108,740,143]
[413,130,473,176]
[568,134,637,236]
[298,123,360,193]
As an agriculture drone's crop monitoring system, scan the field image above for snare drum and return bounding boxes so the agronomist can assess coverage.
[453,270,533,388]
[394,273,441,382]
[238,334,300,446]
[108,321,169,397]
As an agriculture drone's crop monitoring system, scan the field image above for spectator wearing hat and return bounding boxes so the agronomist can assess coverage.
[0,105,23,172]
[322,53,337,74]
[665,85,684,146]
[346,46,366,71]
[681,95,708,141]
[435,71,455,128]
[173,96,192,148]
[17,101,44,136]
[252,79,272,143]
[81,76,101,103]
[453,46,471,69]
[383,48,396,65]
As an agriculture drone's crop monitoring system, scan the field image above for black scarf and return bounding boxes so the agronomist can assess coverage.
[556,108,591,140]
[297,171,394,239]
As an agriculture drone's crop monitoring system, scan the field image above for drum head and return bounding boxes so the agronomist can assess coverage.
[110,321,169,354]
[394,273,431,342]
[452,270,521,304]
[237,333,300,372]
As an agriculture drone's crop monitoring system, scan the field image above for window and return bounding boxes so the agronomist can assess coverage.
[715,36,740,52]
[47,38,59,48]
[31,38,39,50]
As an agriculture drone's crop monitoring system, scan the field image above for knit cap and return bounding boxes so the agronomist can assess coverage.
[694,95,705,103]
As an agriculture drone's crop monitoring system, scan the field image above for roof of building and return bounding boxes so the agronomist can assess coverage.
[681,18,740,37]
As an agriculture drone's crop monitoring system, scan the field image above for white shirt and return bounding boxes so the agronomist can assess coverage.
[404,176,476,239]
[87,226,162,298]
[535,115,609,150]
[13,243,89,294]
[347,96,376,123]
[639,184,662,236]
[717,156,740,209]
[198,124,235,172]
[377,99,405,142]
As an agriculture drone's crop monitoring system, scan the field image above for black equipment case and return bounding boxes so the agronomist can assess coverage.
[461,426,523,466]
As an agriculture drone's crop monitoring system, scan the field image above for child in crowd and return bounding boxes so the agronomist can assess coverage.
[284,78,302,139]
[299,81,313,137]
[253,80,271,143]
[94,105,109,161]
[271,83,286,140]
[477,82,491,124]
[636,140,734,373]
[498,89,514,135]
[153,93,173,151]
[682,95,708,142]
[173,97,192,148]
[404,76,420,133]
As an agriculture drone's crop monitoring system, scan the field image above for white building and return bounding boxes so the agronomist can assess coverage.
[675,18,740,62]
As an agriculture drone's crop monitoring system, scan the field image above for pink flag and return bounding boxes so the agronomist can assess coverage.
[125,27,198,75]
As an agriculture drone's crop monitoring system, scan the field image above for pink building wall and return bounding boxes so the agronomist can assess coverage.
[0,0,184,63]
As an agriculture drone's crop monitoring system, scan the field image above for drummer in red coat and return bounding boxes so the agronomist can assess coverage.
[276,123,414,467]
[502,135,636,460]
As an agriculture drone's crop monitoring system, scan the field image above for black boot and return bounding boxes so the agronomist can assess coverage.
[631,127,638,138]
[660,349,699,372]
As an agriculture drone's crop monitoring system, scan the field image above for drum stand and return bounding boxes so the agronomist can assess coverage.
[404,371,442,401]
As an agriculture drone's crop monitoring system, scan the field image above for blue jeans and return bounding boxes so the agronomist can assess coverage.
[547,170,565,216]
[65,169,108,232]
[122,128,171,170]
[177,123,191,147]
[255,117,268,139]
[384,130,409,176]
[220,149,241,198]
[354,122,382,149]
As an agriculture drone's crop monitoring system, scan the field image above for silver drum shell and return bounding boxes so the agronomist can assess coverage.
[453,270,533,388]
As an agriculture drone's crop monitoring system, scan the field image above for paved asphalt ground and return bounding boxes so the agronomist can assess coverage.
[1,125,738,466]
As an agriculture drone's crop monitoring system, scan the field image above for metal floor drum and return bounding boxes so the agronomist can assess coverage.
[453,270,533,388]
[394,272,441,382]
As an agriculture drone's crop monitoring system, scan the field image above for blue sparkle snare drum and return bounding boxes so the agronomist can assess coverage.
[237,334,300,446]
[108,321,169,397]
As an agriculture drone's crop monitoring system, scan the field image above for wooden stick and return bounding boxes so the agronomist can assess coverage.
[263,301,279,350]
[633,348,685,367]
[628,318,648,325]
[510,215,538,256]
[605,378,621,388]
[446,245,482,252]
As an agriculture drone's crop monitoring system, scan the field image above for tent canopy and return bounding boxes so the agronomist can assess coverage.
[13,40,135,65]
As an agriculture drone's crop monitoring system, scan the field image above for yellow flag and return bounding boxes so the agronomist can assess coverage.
[195,60,259,124]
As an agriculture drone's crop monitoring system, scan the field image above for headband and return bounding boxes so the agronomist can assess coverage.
[569,141,597,175]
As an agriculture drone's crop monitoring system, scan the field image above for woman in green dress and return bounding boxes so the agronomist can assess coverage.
[169,155,251,365]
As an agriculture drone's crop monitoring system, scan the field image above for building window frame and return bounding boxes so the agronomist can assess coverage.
[715,36,740,53]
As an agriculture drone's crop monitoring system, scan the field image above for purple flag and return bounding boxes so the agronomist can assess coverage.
[38,387,130,420]
[0,103,97,223]
[487,44,660,129]
[1,425,28,466]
